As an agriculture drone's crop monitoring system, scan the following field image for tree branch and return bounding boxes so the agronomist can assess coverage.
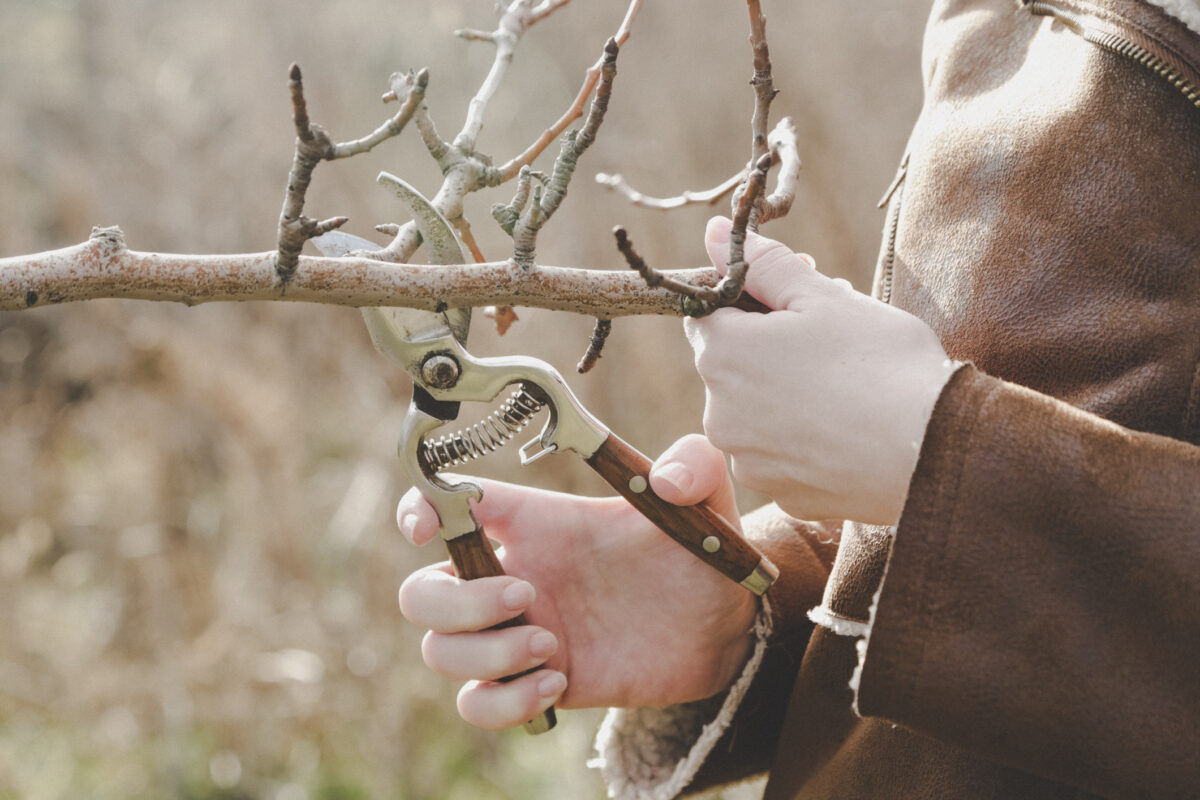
[1,227,728,317]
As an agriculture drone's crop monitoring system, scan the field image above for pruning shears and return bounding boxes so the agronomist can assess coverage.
[316,172,778,735]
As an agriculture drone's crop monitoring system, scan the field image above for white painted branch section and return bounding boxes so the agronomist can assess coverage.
[1,227,719,317]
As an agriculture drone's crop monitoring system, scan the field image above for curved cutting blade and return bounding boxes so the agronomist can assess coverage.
[377,171,471,345]
[311,174,471,350]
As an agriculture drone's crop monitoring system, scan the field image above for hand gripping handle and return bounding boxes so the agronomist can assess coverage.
[585,432,779,595]
[443,528,557,735]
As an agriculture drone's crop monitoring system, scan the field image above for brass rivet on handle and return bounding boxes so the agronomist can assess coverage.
[702,536,721,553]
[628,475,648,493]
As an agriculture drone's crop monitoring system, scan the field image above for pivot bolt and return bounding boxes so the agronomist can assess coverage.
[421,354,461,389]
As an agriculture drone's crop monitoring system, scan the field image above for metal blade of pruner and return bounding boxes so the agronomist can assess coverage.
[313,171,470,355]
[312,173,483,536]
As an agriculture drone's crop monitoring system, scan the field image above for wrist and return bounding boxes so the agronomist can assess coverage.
[874,354,962,525]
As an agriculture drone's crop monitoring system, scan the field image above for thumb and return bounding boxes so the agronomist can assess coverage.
[649,434,739,523]
[704,216,817,311]
[397,478,593,549]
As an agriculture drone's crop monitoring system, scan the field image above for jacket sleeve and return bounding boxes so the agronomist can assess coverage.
[856,363,1200,798]
[592,505,839,800]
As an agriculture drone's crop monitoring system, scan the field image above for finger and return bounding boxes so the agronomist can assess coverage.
[396,487,442,546]
[649,434,737,518]
[682,307,765,401]
[399,567,535,632]
[422,626,558,682]
[397,477,586,549]
[457,671,567,731]
[704,216,817,311]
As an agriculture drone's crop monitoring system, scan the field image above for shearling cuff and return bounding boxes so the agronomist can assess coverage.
[590,597,774,800]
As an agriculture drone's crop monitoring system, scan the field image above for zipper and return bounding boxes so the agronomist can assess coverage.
[1027,0,1200,110]
[875,151,909,305]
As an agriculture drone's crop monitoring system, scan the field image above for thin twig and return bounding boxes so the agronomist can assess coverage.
[594,169,747,210]
[577,318,612,373]
[492,167,543,236]
[614,226,716,316]
[746,0,778,167]
[451,214,519,335]
[333,72,429,158]
[529,0,574,26]
[761,117,800,223]
[718,153,770,303]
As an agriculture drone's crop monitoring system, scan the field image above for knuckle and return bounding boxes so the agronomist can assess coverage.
[701,411,735,454]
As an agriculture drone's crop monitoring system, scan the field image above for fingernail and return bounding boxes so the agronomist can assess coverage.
[398,513,418,543]
[654,462,693,495]
[529,631,557,659]
[538,672,567,698]
[503,581,535,611]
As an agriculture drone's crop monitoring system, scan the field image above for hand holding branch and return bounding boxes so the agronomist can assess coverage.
[686,217,959,525]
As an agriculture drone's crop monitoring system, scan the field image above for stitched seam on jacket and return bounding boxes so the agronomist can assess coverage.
[902,371,1002,716]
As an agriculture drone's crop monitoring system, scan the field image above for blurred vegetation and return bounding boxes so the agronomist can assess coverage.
[0,0,927,797]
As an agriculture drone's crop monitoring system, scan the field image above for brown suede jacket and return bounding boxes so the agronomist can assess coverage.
[596,1,1200,798]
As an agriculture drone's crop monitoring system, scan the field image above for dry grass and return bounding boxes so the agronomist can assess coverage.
[0,2,927,797]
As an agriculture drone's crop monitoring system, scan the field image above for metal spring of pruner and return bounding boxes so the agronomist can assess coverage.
[422,386,545,471]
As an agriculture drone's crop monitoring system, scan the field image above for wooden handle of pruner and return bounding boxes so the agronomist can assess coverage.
[444,528,557,735]
[585,432,779,596]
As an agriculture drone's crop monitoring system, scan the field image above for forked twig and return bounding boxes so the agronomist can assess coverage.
[614,153,771,317]
[616,0,792,317]
[275,64,426,281]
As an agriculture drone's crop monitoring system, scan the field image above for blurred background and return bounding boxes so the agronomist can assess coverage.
[0,1,928,797]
